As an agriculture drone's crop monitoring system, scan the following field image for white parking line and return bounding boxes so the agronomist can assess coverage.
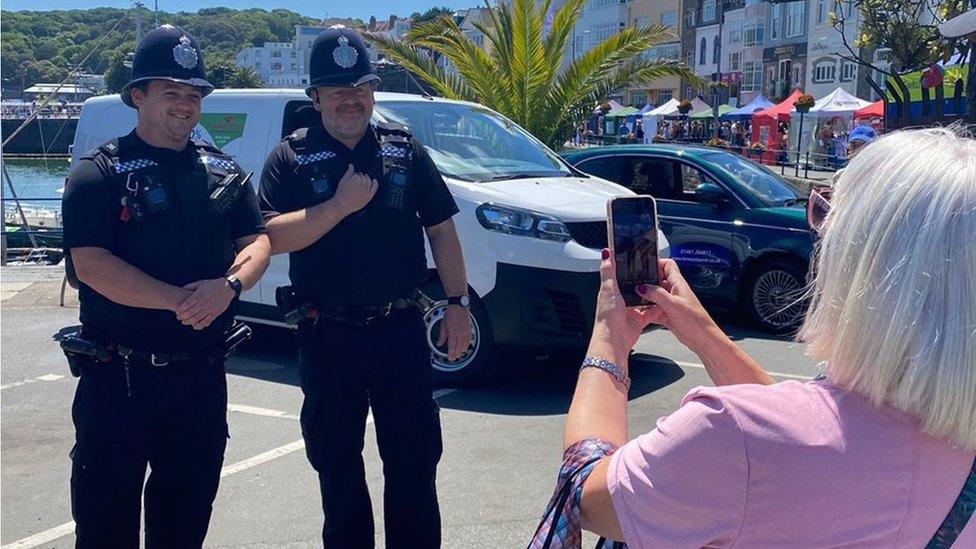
[661,359,815,381]
[228,404,299,420]
[0,374,66,391]
[2,387,460,549]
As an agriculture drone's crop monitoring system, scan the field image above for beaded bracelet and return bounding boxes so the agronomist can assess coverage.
[580,356,631,391]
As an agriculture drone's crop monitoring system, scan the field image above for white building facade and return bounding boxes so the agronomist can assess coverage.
[722,1,768,105]
[805,0,861,99]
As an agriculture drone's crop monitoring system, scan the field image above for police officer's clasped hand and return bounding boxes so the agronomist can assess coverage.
[331,164,378,216]
[176,278,236,330]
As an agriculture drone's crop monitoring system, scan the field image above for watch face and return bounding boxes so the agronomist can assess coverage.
[459,295,470,308]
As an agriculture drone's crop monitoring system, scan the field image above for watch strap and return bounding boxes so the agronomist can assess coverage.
[580,356,631,391]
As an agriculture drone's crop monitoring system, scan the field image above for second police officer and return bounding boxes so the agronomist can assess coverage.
[60,26,270,548]
[259,28,471,548]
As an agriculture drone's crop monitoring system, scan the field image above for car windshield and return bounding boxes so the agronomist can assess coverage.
[701,152,802,206]
[374,100,573,183]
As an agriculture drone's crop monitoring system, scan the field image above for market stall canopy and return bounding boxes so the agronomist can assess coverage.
[690,104,734,118]
[593,100,624,113]
[754,89,804,121]
[802,86,873,117]
[854,99,884,119]
[606,106,641,118]
[637,103,655,114]
[647,98,680,116]
[661,97,711,118]
[726,94,774,119]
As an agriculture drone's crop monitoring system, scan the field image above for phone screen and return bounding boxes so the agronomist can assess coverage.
[610,197,659,306]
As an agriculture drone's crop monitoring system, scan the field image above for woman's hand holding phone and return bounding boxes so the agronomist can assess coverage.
[636,259,722,354]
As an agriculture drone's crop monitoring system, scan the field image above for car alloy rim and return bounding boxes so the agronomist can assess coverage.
[424,300,480,372]
[753,269,806,328]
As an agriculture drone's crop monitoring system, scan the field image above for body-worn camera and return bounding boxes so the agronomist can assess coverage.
[383,156,410,210]
[124,173,172,222]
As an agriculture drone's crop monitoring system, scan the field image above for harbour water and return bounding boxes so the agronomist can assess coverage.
[1,157,68,210]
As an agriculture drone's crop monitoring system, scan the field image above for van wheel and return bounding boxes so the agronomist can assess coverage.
[420,282,494,386]
[746,260,808,334]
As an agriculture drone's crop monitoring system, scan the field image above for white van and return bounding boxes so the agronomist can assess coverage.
[71,89,669,383]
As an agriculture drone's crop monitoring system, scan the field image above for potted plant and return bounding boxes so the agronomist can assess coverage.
[748,141,767,160]
[794,93,815,113]
[706,137,728,148]
[677,100,694,115]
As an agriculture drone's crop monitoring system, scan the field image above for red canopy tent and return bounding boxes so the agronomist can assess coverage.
[854,99,884,119]
[751,90,805,163]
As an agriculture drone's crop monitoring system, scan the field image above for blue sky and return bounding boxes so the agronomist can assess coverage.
[1,0,478,23]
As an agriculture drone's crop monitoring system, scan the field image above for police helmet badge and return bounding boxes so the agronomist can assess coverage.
[332,35,358,69]
[173,35,198,70]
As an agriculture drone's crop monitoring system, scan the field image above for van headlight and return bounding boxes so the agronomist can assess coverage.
[475,203,571,242]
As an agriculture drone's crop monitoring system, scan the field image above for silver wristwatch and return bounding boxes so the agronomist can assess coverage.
[580,356,631,390]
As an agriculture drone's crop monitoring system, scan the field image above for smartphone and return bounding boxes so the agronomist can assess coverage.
[607,196,659,307]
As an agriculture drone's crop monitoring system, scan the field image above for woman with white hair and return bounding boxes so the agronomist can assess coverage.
[533,127,975,547]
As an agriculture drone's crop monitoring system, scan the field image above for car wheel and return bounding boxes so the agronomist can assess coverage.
[746,260,808,333]
[420,281,494,386]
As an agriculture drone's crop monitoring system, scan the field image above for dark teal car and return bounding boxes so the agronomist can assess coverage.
[562,144,813,332]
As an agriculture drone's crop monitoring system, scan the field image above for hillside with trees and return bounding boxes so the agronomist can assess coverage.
[0,7,336,95]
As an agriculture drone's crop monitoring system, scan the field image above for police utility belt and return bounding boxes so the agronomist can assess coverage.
[276,286,434,328]
[58,322,252,377]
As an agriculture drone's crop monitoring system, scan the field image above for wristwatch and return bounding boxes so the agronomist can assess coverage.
[225,274,243,298]
[446,295,470,309]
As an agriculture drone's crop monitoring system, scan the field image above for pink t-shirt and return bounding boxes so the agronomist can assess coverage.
[607,380,975,548]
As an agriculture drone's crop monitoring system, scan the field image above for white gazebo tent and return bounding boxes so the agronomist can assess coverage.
[790,86,872,161]
[640,98,679,141]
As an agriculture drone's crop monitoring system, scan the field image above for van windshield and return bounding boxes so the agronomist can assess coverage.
[374,100,573,183]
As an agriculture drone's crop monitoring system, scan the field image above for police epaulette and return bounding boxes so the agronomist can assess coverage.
[193,139,227,156]
[96,138,120,157]
[286,127,310,142]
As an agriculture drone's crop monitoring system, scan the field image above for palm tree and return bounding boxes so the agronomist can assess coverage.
[365,0,704,149]
[227,67,263,89]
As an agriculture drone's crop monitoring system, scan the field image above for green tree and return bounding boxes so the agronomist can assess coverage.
[226,66,263,88]
[830,0,972,121]
[410,7,455,24]
[103,51,131,94]
[367,0,702,148]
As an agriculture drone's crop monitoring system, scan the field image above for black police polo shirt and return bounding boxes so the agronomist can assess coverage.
[62,130,266,351]
[259,124,459,307]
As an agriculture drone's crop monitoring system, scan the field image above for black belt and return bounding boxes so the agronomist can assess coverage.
[115,345,219,367]
[316,297,420,326]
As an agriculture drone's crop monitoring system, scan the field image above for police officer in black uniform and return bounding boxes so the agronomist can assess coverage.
[60,25,270,548]
[259,28,472,548]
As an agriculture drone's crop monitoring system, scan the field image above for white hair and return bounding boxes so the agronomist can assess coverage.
[799,125,976,450]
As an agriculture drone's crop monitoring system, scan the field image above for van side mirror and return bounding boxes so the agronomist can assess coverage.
[696,183,731,204]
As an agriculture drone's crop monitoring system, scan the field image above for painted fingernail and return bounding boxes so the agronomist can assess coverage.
[601,248,610,260]
[636,284,648,294]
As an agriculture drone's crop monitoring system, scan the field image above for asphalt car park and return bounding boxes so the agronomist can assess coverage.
[2,273,819,548]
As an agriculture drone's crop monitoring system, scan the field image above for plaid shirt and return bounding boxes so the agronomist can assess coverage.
[528,439,625,549]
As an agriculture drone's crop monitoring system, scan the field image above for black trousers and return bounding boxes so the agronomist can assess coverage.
[69,355,228,549]
[299,310,443,549]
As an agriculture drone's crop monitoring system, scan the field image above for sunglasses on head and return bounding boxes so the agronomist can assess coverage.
[807,185,833,235]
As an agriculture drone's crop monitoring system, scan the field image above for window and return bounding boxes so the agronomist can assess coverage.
[816,0,826,23]
[703,0,717,23]
[686,49,695,67]
[771,4,782,39]
[578,157,625,183]
[744,23,765,45]
[742,60,763,91]
[713,36,721,63]
[787,1,805,37]
[635,15,651,27]
[685,9,696,28]
[658,89,673,103]
[647,43,680,60]
[730,51,741,71]
[271,50,282,58]
[813,63,834,82]
[700,37,707,65]
[661,10,678,28]
[730,20,743,44]
[793,64,804,86]
[628,158,681,198]
[841,61,856,81]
